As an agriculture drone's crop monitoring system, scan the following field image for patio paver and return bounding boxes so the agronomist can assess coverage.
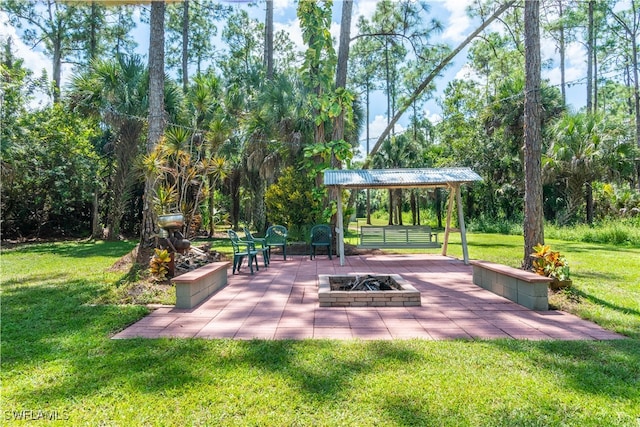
[112,254,626,341]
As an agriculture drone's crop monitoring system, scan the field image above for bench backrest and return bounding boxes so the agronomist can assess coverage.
[360,226,434,243]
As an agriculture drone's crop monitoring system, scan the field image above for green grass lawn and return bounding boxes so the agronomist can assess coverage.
[1,238,639,426]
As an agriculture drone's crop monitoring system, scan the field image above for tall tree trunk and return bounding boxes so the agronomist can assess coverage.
[331,0,352,152]
[634,33,640,190]
[586,0,594,113]
[90,1,98,61]
[140,0,165,257]
[384,39,391,129]
[334,0,352,91]
[366,78,371,224]
[91,185,101,239]
[558,0,566,105]
[107,121,142,240]
[264,0,274,80]
[594,33,598,112]
[253,183,266,232]
[633,19,640,191]
[182,0,189,92]
[586,180,594,224]
[329,0,352,249]
[229,169,241,231]
[523,0,544,270]
[52,38,61,103]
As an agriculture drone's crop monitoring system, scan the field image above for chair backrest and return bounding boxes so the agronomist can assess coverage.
[310,225,331,244]
[265,225,287,244]
[227,230,242,253]
[242,223,257,242]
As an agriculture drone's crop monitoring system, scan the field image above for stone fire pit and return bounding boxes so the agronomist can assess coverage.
[318,274,421,307]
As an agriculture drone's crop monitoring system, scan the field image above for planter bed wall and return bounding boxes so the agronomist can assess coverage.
[470,260,551,311]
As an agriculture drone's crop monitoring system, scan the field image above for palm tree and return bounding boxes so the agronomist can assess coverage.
[210,82,244,231]
[68,54,148,239]
[545,112,608,224]
[242,72,313,230]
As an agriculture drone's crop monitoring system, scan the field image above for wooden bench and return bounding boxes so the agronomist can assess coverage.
[469,260,552,310]
[171,262,230,309]
[359,225,441,249]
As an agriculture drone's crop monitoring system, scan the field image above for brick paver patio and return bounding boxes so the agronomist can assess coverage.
[112,254,625,341]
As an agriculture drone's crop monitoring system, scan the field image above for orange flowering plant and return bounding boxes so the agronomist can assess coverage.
[530,244,571,281]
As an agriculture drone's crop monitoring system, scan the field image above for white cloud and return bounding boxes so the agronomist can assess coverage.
[454,62,482,83]
[353,0,378,20]
[423,109,442,125]
[0,12,50,77]
[542,41,586,87]
[541,34,558,60]
[0,12,57,108]
[272,0,291,16]
[564,41,586,74]
[353,114,408,160]
[440,0,474,43]
[330,20,341,46]
[274,19,304,53]
[369,114,405,140]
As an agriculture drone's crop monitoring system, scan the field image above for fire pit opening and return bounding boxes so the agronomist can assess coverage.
[330,275,401,291]
[318,274,421,307]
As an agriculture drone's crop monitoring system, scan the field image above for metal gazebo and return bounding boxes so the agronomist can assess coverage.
[323,167,483,266]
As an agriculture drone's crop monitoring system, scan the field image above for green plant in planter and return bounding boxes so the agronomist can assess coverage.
[154,184,179,215]
[149,248,172,282]
[530,243,571,282]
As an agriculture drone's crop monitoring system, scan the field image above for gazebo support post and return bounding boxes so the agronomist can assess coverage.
[456,184,470,264]
[442,184,470,264]
[336,188,345,266]
[442,185,456,257]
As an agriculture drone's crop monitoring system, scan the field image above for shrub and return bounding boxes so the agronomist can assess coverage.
[265,167,324,231]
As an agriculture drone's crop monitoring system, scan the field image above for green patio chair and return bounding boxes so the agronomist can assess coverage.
[265,225,288,260]
[242,223,269,266]
[310,224,332,260]
[227,229,259,274]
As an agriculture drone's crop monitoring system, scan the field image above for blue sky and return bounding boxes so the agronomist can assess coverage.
[1,0,591,156]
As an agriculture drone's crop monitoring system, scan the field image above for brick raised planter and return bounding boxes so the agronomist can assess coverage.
[469,260,551,310]
[171,262,230,309]
[318,274,421,307]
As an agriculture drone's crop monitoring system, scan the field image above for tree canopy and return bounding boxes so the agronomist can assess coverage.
[2,0,639,257]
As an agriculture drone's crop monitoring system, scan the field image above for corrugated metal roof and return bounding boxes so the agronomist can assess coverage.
[323,168,482,188]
